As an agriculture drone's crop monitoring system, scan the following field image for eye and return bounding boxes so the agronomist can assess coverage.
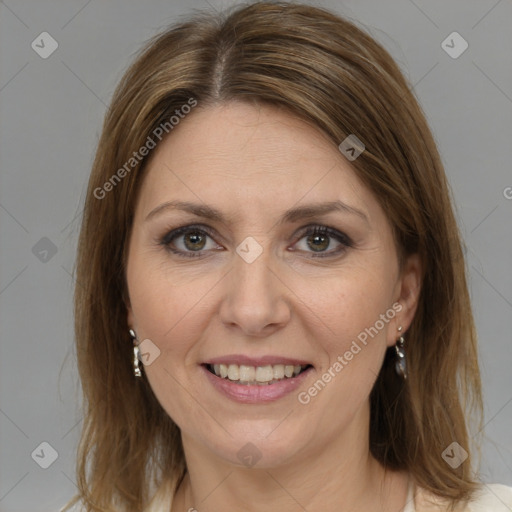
[293,225,352,258]
[160,224,221,258]
[159,224,352,258]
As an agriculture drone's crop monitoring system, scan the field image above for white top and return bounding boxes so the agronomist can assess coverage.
[401,480,512,512]
[62,480,512,511]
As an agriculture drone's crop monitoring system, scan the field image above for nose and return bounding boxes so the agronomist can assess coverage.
[219,243,291,337]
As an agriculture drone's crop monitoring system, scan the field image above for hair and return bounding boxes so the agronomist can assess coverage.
[63,1,484,511]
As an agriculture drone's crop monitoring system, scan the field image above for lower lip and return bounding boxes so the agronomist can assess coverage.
[201,365,313,404]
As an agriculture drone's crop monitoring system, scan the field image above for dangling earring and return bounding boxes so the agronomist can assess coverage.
[395,326,407,379]
[129,329,142,378]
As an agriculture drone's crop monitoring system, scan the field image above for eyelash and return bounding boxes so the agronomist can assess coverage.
[159,223,353,259]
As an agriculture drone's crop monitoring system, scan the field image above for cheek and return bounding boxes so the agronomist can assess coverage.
[126,248,224,372]
[127,238,397,428]
[296,263,394,344]
[294,269,393,399]
[129,274,208,352]
[127,259,218,427]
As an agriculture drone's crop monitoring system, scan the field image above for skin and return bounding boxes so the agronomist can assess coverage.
[126,101,422,512]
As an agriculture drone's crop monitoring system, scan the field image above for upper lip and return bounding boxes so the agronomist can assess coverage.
[203,354,312,367]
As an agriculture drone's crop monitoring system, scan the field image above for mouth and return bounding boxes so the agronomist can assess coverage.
[203,362,313,386]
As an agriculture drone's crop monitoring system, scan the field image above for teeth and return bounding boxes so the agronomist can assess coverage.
[227,364,239,380]
[209,363,308,384]
[273,364,285,379]
[256,365,273,382]
[239,365,255,382]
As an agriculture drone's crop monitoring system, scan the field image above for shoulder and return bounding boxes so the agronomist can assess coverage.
[465,483,512,511]
[58,477,178,512]
[413,483,512,512]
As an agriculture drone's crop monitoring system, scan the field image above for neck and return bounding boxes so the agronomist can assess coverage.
[172,403,409,511]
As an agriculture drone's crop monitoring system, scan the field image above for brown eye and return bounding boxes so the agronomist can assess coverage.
[182,231,207,251]
[306,232,330,252]
[294,225,352,258]
[161,225,220,258]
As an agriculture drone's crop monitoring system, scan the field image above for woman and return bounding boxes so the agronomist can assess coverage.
[62,1,512,511]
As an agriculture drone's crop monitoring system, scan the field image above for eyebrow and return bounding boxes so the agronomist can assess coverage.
[144,199,369,226]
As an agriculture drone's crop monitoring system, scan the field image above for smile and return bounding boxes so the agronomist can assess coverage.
[206,363,311,385]
[200,359,314,403]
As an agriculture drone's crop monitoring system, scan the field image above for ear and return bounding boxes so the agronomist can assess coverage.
[386,253,422,347]
[122,281,135,330]
[126,306,133,329]
[127,305,135,331]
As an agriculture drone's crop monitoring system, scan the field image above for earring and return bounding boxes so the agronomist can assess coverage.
[395,326,407,379]
[129,329,142,378]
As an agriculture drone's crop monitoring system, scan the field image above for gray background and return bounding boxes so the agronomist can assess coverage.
[0,0,511,510]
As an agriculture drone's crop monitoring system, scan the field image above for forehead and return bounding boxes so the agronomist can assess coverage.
[136,101,377,224]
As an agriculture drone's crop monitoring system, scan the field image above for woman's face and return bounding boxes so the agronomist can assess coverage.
[126,101,420,468]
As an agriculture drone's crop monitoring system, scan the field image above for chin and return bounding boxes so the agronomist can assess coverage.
[200,422,313,470]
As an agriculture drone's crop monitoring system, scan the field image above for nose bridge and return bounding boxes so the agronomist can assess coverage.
[220,236,290,334]
[235,238,272,292]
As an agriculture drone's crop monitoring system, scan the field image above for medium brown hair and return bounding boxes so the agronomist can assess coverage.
[63,2,483,510]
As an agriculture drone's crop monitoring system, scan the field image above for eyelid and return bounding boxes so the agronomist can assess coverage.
[159,223,218,246]
[159,222,353,257]
[294,223,352,245]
